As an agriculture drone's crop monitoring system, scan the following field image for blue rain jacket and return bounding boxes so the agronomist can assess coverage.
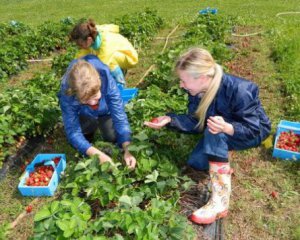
[58,55,131,155]
[167,74,271,142]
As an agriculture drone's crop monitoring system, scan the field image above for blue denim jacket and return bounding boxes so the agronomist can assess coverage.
[167,74,271,142]
[57,55,131,154]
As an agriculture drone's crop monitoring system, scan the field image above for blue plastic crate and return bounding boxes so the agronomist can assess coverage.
[272,120,300,161]
[18,153,66,196]
[199,7,218,15]
[121,88,138,104]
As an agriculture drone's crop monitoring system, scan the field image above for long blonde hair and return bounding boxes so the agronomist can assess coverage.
[175,48,223,130]
[66,60,101,103]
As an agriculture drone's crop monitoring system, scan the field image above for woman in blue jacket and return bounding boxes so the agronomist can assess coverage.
[58,54,136,169]
[144,48,271,225]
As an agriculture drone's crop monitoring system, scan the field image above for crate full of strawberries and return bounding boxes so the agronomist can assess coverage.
[18,154,66,196]
[272,120,300,161]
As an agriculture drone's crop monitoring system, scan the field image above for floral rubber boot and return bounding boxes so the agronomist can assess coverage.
[189,161,231,224]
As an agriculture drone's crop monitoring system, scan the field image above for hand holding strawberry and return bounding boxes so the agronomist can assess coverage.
[144,116,171,129]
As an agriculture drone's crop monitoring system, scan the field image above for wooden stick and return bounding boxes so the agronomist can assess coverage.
[161,24,179,54]
[136,24,180,86]
[26,59,53,63]
[10,198,40,228]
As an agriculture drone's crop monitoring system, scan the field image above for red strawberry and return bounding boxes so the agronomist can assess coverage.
[25,205,33,213]
[150,118,159,124]
[270,191,279,199]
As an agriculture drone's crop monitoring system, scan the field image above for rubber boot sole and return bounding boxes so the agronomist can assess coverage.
[189,210,228,225]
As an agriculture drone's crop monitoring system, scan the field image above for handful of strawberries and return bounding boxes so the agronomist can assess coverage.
[25,157,61,186]
[276,131,300,152]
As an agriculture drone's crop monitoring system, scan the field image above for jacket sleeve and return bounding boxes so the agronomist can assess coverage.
[166,113,200,134]
[229,84,262,140]
[104,70,132,145]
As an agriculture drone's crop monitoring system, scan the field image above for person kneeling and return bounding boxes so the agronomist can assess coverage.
[58,54,136,169]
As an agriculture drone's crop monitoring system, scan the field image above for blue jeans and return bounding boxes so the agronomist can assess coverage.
[187,128,261,170]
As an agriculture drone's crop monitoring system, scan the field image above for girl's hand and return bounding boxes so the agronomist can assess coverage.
[207,116,234,135]
[98,151,114,165]
[123,150,137,169]
[86,146,114,165]
[144,116,171,129]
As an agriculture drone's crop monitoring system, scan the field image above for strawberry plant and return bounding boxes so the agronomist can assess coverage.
[0,20,30,39]
[90,198,196,239]
[33,198,92,239]
[144,13,236,91]
[0,73,61,167]
[114,8,164,49]
[51,46,77,76]
[0,18,75,81]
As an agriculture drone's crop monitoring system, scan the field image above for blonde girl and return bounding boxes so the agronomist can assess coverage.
[144,48,271,224]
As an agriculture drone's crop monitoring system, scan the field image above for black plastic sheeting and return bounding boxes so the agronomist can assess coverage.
[179,168,224,240]
[202,191,224,240]
[0,135,45,181]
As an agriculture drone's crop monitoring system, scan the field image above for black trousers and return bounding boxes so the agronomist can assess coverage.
[79,115,116,143]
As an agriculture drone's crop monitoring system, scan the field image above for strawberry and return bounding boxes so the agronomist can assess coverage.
[270,191,279,199]
[150,118,159,124]
[25,205,33,213]
[276,131,300,153]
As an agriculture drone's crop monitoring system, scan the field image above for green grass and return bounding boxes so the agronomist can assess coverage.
[0,0,299,26]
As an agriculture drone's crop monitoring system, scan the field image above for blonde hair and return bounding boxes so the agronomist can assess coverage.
[66,60,101,103]
[175,48,223,130]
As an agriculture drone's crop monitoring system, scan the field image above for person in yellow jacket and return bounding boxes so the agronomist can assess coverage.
[70,19,138,88]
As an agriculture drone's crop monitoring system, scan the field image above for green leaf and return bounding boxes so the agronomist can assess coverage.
[63,228,74,238]
[102,222,114,229]
[145,170,159,183]
[114,234,124,240]
[134,131,149,141]
[56,220,69,231]
[119,195,132,207]
[34,207,52,222]
[2,106,10,113]
[50,201,59,214]
[74,162,87,171]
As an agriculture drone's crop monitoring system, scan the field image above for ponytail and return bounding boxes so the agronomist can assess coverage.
[195,64,223,130]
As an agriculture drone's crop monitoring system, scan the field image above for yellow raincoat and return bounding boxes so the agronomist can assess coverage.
[75,24,138,72]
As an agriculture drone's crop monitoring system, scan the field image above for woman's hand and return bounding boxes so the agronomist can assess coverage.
[207,116,234,135]
[123,150,137,169]
[86,146,114,165]
[122,142,136,169]
[144,116,171,129]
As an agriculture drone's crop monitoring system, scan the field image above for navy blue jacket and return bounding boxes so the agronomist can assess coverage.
[58,55,131,154]
[167,74,271,142]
